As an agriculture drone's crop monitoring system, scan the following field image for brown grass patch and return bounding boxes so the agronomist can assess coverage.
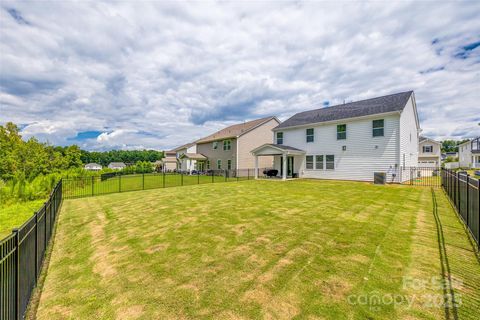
[316,277,353,301]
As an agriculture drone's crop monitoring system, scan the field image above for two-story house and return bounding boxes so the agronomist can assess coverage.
[175,116,280,173]
[252,91,420,181]
[418,136,441,168]
[459,137,480,168]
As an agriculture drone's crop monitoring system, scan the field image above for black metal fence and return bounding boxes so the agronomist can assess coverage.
[442,168,480,247]
[62,168,270,199]
[399,166,441,187]
[0,180,62,320]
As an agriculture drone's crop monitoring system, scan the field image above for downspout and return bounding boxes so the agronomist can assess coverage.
[236,137,239,170]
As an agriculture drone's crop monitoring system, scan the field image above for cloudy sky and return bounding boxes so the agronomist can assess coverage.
[1,1,479,151]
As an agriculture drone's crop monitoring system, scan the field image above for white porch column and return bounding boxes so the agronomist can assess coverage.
[282,152,287,180]
[254,155,259,179]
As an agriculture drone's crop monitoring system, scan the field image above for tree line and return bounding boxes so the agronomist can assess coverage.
[0,122,163,204]
[80,149,163,167]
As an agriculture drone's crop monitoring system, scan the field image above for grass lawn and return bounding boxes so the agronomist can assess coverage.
[36,180,480,319]
[0,200,45,238]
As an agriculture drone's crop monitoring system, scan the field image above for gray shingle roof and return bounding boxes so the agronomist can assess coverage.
[275,91,413,129]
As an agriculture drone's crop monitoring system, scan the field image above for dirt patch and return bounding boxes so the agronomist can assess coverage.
[316,277,353,301]
[242,287,299,319]
[116,304,144,319]
[145,243,169,254]
[90,208,117,278]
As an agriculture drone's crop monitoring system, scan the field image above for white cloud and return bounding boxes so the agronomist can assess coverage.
[0,1,479,150]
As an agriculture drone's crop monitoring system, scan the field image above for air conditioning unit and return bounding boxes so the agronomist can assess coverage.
[374,172,386,185]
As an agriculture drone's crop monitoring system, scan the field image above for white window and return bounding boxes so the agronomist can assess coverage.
[306,128,314,143]
[337,124,346,140]
[276,132,283,145]
[372,119,384,137]
[326,155,335,170]
[423,145,433,153]
[306,155,314,169]
[217,160,222,169]
[315,155,323,170]
[213,141,218,150]
[223,140,231,151]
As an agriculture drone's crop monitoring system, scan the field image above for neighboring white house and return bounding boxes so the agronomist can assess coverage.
[159,151,178,172]
[108,162,126,170]
[84,163,102,171]
[252,91,420,182]
[418,136,441,168]
[459,137,480,168]
[175,142,198,172]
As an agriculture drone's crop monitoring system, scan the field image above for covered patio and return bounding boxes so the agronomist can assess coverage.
[179,153,207,172]
[251,144,306,180]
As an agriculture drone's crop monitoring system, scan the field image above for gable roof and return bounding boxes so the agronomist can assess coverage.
[275,91,414,130]
[419,136,440,144]
[172,142,196,152]
[195,116,279,144]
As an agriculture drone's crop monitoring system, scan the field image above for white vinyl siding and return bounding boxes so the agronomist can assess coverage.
[276,113,401,181]
[276,132,283,145]
[399,96,419,177]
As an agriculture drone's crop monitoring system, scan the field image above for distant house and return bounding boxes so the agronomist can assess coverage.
[252,91,420,181]
[459,137,480,168]
[159,151,178,172]
[84,163,102,171]
[442,151,458,160]
[174,116,280,173]
[418,136,441,167]
[108,162,126,170]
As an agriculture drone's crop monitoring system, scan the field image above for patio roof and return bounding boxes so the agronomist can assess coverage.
[251,143,306,156]
[179,153,207,160]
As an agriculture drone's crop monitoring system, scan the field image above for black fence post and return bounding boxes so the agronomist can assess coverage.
[181,171,184,186]
[212,171,214,183]
[34,211,38,280]
[198,172,200,184]
[13,228,20,320]
[248,168,250,180]
[237,169,239,182]
[119,175,122,193]
[466,174,469,226]
[224,170,227,182]
[142,173,145,190]
[91,176,94,197]
[163,170,166,188]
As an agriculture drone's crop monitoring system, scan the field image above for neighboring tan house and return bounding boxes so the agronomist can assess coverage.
[252,91,420,181]
[108,162,126,170]
[175,116,280,173]
[195,116,280,171]
[459,137,480,168]
[159,151,178,172]
[418,136,441,167]
[84,163,102,171]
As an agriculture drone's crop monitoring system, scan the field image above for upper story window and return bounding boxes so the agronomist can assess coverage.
[372,119,384,137]
[276,132,283,145]
[223,140,231,151]
[423,145,433,153]
[337,124,346,140]
[213,141,218,150]
[306,128,314,143]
